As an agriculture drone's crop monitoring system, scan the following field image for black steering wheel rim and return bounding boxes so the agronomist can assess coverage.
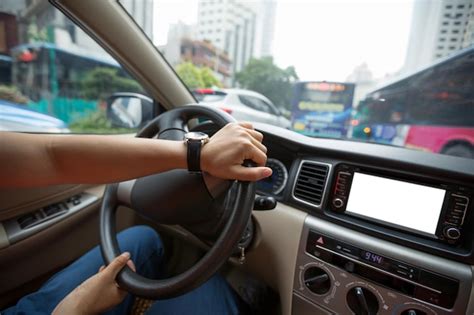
[100,105,256,299]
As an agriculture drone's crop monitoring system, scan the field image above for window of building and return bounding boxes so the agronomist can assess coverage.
[458,4,465,9]
[454,21,461,25]
[443,21,449,26]
[441,29,447,34]
[449,46,456,49]
[451,38,458,41]
[444,13,451,18]
[436,54,443,58]
[456,13,463,18]
[445,5,453,9]
[440,37,446,42]
[452,29,459,33]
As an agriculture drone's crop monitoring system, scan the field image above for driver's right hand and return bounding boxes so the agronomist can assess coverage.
[201,122,273,182]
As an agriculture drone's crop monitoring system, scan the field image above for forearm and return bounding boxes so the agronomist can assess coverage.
[0,132,187,187]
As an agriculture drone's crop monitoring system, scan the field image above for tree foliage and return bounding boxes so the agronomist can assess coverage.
[0,85,30,104]
[176,62,222,89]
[236,57,298,110]
[80,67,143,100]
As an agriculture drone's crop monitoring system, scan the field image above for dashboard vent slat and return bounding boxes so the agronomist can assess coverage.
[293,161,330,207]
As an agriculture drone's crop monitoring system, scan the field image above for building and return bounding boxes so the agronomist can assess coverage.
[252,0,277,58]
[403,0,474,75]
[162,22,196,66]
[196,0,257,79]
[162,22,232,86]
[181,38,232,85]
[0,0,153,60]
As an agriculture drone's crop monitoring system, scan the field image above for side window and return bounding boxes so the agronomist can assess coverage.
[0,0,149,134]
[238,95,260,111]
[259,99,278,115]
[238,95,274,114]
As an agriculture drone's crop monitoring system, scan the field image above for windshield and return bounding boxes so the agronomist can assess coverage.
[137,0,474,159]
[1,0,472,159]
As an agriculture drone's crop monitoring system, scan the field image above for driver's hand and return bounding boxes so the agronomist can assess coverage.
[52,252,135,315]
[201,122,272,181]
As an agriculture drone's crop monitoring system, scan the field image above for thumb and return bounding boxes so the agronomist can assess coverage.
[231,166,272,182]
[104,252,130,278]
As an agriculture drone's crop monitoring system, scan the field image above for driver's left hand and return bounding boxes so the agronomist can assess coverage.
[52,252,135,315]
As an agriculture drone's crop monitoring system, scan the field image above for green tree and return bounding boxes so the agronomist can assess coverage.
[80,67,143,101]
[176,62,222,89]
[0,85,29,104]
[200,67,222,88]
[176,62,204,89]
[236,57,298,110]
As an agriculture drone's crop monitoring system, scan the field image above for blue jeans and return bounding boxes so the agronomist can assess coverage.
[3,226,243,315]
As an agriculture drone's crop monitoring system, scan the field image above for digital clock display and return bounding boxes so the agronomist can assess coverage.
[361,251,384,265]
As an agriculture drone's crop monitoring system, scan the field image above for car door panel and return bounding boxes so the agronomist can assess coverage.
[0,185,136,308]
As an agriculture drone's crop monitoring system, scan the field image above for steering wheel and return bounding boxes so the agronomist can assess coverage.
[100,105,256,299]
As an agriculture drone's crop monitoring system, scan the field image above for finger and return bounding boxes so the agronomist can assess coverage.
[231,166,272,181]
[99,265,105,273]
[244,129,264,142]
[127,259,136,272]
[249,136,267,154]
[246,146,267,166]
[238,122,254,130]
[104,252,130,278]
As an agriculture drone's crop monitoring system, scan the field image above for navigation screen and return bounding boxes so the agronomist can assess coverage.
[346,172,446,235]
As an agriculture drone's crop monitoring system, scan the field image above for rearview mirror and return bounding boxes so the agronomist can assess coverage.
[106,93,155,128]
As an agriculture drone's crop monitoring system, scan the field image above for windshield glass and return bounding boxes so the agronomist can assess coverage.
[139,0,473,159]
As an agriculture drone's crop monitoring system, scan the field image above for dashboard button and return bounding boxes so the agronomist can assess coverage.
[332,198,344,209]
[444,227,461,240]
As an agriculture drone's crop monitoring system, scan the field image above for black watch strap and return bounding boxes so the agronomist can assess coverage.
[187,140,202,172]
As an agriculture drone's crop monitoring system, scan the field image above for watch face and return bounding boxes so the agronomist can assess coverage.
[184,132,209,141]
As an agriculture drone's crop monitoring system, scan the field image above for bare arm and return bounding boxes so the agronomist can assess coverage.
[0,122,271,188]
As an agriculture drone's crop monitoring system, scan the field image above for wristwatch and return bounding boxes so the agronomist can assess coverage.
[183,132,210,173]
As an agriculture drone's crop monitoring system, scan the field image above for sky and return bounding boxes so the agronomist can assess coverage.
[153,0,414,82]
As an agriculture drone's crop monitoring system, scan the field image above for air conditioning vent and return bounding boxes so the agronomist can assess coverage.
[293,161,330,207]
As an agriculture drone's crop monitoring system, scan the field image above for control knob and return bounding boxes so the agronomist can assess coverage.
[332,197,344,209]
[346,286,379,315]
[303,267,331,295]
[444,226,461,240]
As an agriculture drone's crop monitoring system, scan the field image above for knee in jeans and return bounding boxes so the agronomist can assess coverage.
[119,225,163,255]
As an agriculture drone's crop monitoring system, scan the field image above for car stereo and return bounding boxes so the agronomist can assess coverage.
[329,164,471,245]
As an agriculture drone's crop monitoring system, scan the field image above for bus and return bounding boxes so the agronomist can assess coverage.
[291,81,355,138]
[9,42,130,123]
[349,47,474,159]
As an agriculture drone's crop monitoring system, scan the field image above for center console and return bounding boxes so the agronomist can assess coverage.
[290,161,474,314]
[292,216,473,315]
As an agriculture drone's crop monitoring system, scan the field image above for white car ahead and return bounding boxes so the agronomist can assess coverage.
[193,88,291,129]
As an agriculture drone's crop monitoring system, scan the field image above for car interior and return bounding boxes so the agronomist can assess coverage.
[1,1,474,315]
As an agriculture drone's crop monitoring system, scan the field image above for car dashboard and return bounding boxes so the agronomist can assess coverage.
[252,123,474,315]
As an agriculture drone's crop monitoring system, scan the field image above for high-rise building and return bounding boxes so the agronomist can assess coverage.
[196,0,257,79]
[403,0,474,75]
[251,0,277,58]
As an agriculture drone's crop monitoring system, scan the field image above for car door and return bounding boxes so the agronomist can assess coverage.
[0,1,161,307]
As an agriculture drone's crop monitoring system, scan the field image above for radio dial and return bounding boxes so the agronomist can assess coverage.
[444,227,461,240]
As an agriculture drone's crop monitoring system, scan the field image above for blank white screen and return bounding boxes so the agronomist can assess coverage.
[346,173,446,234]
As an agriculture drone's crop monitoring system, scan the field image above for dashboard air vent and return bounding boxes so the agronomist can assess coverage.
[293,161,330,207]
